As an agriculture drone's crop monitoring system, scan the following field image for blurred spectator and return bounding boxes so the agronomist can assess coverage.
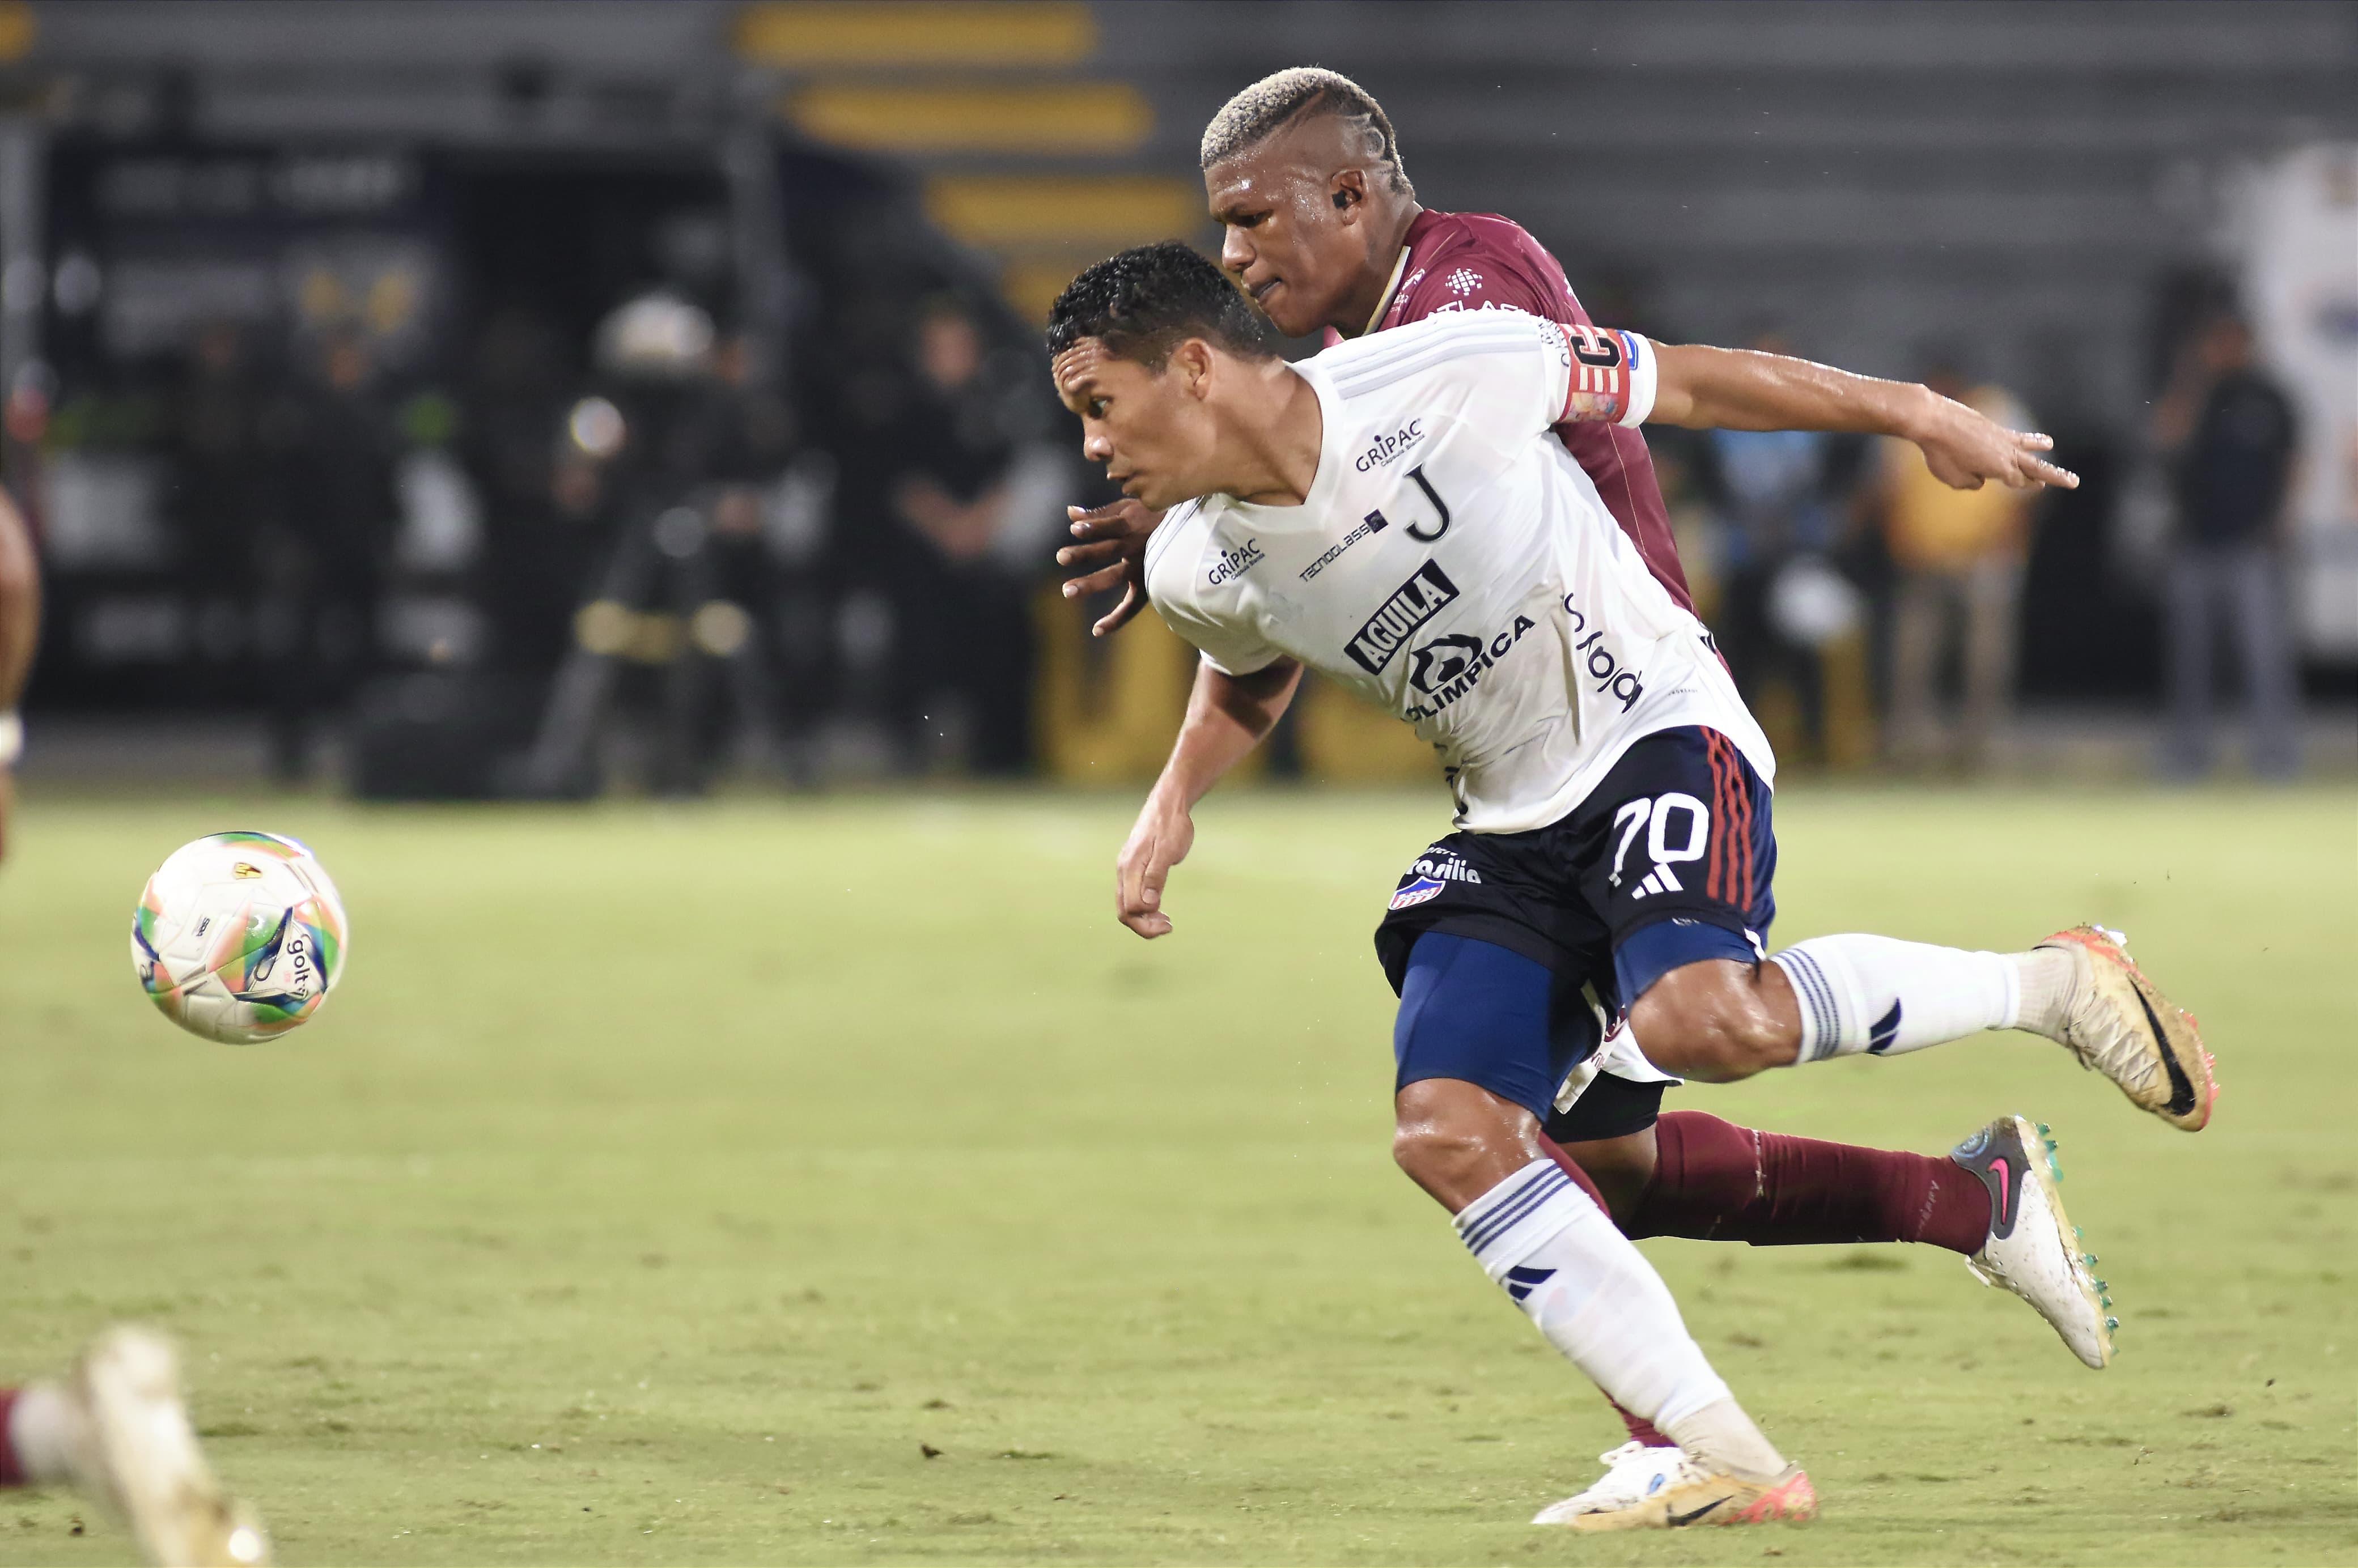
[884,300,1035,774]
[2152,313,2301,779]
[1869,360,2037,771]
[463,308,591,677]
[671,332,798,531]
[261,331,399,781]
[168,322,273,656]
[1695,338,1857,764]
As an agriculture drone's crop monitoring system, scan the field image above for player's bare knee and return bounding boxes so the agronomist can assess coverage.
[1631,961,1800,1081]
[1392,1079,1530,1203]
[1390,1117,1483,1193]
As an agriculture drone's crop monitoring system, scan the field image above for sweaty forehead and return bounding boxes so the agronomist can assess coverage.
[1051,338,1110,398]
[1206,114,1359,209]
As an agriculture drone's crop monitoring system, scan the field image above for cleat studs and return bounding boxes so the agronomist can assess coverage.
[2104,1316,2119,1331]
[2036,1123,2051,1136]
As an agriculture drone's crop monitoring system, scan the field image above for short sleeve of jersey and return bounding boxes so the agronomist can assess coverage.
[1144,504,1286,678]
[1165,608,1284,679]
[1436,314,1655,436]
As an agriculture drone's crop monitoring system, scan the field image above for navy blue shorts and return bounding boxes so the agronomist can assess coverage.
[1376,725,1777,1133]
[1392,932,1604,1121]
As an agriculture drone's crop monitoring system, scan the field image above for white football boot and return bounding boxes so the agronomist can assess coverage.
[1952,1115,2115,1369]
[2031,925,2216,1131]
[67,1327,270,1567]
[1529,1442,1684,1525]
[1537,1450,1818,1531]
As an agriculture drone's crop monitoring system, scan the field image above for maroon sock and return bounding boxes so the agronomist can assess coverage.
[1631,1110,1990,1255]
[1534,1140,1675,1448]
[1536,1132,1611,1214]
[0,1388,23,1488]
[1606,1397,1672,1448]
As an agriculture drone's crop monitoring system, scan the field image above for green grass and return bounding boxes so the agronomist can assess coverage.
[1,784,2352,1566]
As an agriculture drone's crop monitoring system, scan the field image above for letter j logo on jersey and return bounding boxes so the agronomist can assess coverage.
[1389,876,1448,911]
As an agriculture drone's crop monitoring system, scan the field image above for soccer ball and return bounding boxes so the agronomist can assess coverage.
[130,832,349,1043]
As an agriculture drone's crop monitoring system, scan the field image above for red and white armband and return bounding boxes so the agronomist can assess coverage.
[1552,324,1656,428]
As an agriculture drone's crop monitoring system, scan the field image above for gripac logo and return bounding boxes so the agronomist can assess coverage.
[1206,538,1265,586]
[1354,418,1425,473]
[1344,560,1459,675]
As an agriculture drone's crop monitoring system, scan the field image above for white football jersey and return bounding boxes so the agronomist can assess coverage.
[1146,311,1774,833]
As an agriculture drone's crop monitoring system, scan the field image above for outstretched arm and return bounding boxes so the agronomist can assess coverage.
[0,487,40,865]
[1648,342,2077,492]
[1117,656,1303,938]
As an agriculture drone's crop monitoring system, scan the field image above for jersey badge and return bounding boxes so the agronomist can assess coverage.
[1389,876,1448,911]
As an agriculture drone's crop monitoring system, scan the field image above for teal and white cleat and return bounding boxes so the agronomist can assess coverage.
[1952,1115,2114,1369]
[1530,1442,1686,1525]
[71,1327,270,1567]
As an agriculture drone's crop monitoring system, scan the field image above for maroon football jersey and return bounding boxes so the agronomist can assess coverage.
[1332,209,1694,612]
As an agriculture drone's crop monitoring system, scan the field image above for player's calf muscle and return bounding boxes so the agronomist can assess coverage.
[1552,1129,1657,1224]
[1630,960,1803,1081]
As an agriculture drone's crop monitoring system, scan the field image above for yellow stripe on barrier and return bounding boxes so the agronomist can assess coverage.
[0,2,33,61]
[788,82,1151,155]
[926,174,1203,249]
[998,256,1096,324]
[735,2,1096,69]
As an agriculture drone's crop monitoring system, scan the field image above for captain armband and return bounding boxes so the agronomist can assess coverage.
[1553,325,1657,428]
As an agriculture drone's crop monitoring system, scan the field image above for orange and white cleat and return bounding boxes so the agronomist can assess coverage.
[2033,925,2216,1131]
[1537,1456,1817,1531]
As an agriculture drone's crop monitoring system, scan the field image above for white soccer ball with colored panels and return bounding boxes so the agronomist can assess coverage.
[130,832,349,1043]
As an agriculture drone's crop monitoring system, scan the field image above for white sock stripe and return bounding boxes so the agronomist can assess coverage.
[1456,1162,1573,1257]
[1772,949,1842,1060]
[1468,1183,1594,1277]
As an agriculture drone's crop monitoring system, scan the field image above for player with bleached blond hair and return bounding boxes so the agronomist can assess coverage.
[1046,241,2212,1529]
[1054,67,2186,1518]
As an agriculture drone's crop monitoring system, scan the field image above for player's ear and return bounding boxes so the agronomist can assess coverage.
[1328,169,1367,222]
[1173,337,1216,398]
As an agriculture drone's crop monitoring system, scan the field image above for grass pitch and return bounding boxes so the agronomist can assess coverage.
[0,783,2351,1566]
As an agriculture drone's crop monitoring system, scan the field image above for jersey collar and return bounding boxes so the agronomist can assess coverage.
[1215,363,1342,528]
[1360,244,1412,337]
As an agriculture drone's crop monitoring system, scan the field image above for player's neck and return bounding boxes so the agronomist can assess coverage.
[1220,362,1325,507]
[1330,201,1424,338]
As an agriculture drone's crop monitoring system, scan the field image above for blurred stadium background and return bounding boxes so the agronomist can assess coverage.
[3,0,2355,797]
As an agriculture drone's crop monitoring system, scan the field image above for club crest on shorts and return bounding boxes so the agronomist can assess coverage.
[1389,876,1448,911]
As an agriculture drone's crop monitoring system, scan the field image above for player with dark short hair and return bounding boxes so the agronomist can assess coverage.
[1054,69,2182,1513]
[1049,239,2214,1529]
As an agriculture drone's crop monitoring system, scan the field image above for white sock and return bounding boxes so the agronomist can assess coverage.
[2009,945,2080,1038]
[5,1382,83,1486]
[1662,1396,1789,1482]
[1770,933,2035,1061]
[1453,1159,1732,1432]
